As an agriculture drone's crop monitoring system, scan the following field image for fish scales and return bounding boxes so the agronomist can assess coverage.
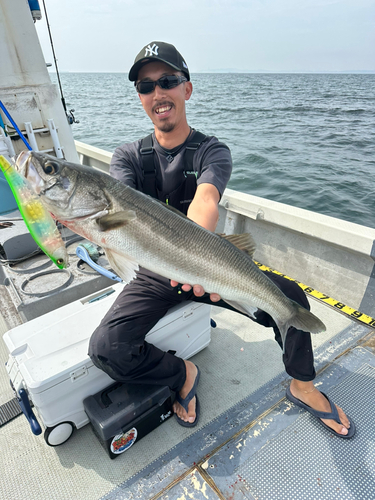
[72,178,297,318]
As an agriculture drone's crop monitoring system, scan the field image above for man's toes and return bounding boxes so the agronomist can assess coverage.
[174,406,187,422]
[321,417,348,435]
[336,424,349,435]
[337,406,350,428]
[173,397,197,423]
[321,404,350,435]
[187,411,196,423]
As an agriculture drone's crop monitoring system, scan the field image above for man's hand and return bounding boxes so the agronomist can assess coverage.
[170,280,221,302]
[170,183,222,302]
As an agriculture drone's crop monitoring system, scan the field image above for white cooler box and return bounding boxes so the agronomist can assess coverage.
[4,284,212,446]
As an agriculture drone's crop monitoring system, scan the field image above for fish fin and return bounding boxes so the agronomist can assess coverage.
[223,300,258,319]
[96,210,137,232]
[219,233,257,257]
[275,302,326,353]
[103,248,139,284]
[87,209,109,220]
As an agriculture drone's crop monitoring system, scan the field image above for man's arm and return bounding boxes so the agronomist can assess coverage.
[187,183,220,231]
[109,145,138,188]
[170,183,221,302]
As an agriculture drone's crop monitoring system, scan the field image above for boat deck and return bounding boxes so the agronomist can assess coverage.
[1,298,374,500]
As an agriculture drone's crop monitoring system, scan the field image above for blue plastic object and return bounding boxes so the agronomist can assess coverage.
[28,0,41,9]
[76,245,122,282]
[0,101,32,151]
[0,172,18,215]
[27,1,42,22]
[18,388,42,435]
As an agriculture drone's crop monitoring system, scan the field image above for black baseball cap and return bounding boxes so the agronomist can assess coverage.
[128,41,190,82]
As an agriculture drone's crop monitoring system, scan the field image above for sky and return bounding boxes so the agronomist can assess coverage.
[35,0,375,73]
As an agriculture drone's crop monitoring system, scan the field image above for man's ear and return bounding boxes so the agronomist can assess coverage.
[185,81,193,101]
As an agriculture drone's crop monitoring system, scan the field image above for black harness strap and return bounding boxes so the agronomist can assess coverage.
[140,133,157,198]
[183,131,206,174]
[140,131,207,199]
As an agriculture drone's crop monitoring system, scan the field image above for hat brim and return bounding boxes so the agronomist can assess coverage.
[128,58,189,82]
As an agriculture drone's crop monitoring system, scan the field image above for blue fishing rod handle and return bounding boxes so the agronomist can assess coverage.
[76,245,122,282]
[18,388,42,435]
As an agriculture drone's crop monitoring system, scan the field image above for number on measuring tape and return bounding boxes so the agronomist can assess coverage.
[334,302,346,310]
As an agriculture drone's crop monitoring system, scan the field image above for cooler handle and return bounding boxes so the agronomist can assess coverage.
[18,388,42,435]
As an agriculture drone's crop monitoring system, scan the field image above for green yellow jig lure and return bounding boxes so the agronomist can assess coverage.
[0,155,68,269]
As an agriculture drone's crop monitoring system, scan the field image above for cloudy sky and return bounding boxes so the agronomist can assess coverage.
[35,0,375,73]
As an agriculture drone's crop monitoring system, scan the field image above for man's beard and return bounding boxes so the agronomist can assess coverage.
[152,101,175,133]
[154,121,175,133]
[152,120,176,132]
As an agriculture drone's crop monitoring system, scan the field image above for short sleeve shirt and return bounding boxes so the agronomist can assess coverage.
[109,130,232,201]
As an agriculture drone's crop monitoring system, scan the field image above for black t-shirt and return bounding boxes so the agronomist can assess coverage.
[110,130,232,201]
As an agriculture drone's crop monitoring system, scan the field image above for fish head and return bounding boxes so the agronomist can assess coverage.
[15,152,110,221]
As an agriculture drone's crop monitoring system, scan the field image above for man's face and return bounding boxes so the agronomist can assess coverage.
[137,61,192,134]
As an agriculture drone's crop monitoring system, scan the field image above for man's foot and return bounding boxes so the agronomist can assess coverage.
[289,379,351,436]
[173,360,199,424]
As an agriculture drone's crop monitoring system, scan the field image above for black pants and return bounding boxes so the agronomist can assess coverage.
[88,268,316,393]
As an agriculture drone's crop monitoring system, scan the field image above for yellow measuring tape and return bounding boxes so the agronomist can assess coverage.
[254,261,375,329]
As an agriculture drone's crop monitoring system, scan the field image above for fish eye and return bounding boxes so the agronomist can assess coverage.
[44,160,59,175]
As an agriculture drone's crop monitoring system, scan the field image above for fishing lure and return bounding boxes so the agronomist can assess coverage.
[0,155,68,269]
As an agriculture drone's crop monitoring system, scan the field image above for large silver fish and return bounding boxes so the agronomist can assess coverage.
[16,151,325,346]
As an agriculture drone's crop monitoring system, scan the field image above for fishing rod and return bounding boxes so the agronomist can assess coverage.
[41,0,79,124]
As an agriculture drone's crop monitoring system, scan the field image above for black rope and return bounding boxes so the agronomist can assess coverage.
[7,259,52,274]
[21,269,73,297]
[41,0,67,114]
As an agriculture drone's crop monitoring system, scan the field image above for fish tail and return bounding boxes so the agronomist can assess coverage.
[277,301,326,352]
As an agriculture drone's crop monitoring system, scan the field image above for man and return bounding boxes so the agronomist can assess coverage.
[89,41,354,437]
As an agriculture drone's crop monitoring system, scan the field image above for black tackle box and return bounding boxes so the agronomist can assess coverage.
[83,382,173,459]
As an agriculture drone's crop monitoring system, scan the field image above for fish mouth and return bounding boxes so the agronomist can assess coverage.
[15,152,46,194]
[15,151,32,175]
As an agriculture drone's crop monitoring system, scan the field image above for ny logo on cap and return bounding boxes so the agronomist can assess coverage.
[145,44,159,57]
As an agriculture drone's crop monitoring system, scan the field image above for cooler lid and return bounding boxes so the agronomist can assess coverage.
[2,284,124,393]
[3,287,202,394]
[148,300,203,333]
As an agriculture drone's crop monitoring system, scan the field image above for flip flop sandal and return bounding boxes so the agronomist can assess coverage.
[175,365,201,428]
[286,386,356,439]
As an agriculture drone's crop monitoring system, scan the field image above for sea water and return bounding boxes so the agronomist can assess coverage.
[55,73,375,229]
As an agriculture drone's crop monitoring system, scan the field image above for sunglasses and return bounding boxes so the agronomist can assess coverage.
[135,75,187,94]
